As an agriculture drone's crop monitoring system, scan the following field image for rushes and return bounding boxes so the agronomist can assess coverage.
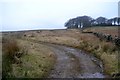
[2,37,27,77]
[3,38,19,60]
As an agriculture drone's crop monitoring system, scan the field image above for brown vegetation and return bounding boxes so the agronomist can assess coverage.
[22,27,119,77]
[2,35,56,78]
[2,26,119,78]
[2,37,25,77]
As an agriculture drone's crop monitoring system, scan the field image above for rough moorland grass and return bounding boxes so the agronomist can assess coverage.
[23,28,119,76]
[2,37,24,77]
[11,40,56,78]
[2,36,56,78]
[84,27,118,36]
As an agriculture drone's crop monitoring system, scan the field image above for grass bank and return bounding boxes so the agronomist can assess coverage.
[2,37,56,78]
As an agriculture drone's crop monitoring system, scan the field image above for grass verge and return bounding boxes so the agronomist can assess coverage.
[2,37,56,78]
[11,39,56,78]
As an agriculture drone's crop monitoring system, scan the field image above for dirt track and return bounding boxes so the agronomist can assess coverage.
[43,43,108,78]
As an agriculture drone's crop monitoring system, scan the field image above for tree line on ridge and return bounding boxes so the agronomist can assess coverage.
[65,16,120,29]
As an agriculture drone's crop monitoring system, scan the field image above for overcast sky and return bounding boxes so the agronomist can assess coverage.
[0,0,119,31]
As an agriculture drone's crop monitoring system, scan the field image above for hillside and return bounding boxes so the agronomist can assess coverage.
[2,26,120,78]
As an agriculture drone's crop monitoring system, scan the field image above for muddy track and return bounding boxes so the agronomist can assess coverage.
[25,39,109,78]
[42,43,109,78]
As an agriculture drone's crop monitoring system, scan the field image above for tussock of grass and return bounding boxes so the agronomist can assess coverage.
[101,53,118,74]
[3,38,19,60]
[2,37,25,77]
